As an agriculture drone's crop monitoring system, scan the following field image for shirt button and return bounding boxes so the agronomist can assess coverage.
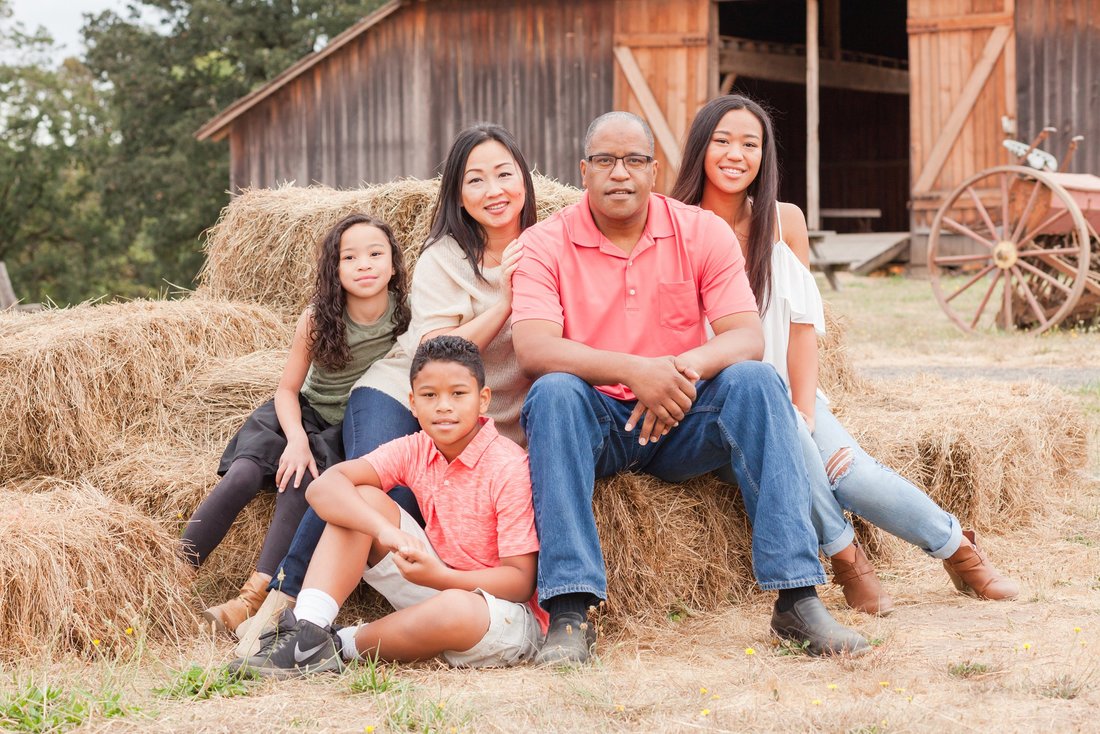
[628,261,633,267]
[443,480,450,486]
[628,288,636,295]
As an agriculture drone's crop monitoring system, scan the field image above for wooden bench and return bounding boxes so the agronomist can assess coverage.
[809,232,911,290]
[821,207,883,233]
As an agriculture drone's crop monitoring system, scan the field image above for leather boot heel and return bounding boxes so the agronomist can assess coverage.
[203,571,272,636]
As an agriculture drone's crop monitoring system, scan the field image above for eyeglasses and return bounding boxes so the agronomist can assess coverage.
[584,154,654,171]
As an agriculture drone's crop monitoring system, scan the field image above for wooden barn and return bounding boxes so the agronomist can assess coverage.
[198,0,1100,268]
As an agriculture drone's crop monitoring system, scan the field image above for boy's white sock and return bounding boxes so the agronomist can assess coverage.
[336,624,361,661]
[293,588,339,628]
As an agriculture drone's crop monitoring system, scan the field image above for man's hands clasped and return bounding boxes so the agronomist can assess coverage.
[624,355,701,445]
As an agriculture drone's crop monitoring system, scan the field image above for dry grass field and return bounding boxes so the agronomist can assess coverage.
[2,272,1098,734]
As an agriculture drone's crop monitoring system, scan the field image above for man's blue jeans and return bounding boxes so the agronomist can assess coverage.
[521,361,826,606]
[268,387,421,596]
[800,396,963,559]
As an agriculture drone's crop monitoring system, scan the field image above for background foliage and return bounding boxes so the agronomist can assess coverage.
[0,0,386,304]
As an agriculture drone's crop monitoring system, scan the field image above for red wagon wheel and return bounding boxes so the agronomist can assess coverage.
[927,165,1091,333]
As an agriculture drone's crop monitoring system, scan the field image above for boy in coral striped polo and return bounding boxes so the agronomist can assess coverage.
[235,335,545,678]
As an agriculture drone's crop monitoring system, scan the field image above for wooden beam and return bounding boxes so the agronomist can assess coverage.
[612,45,683,171]
[907,12,1013,34]
[806,0,820,231]
[718,48,909,94]
[912,24,1012,193]
[612,32,708,48]
[0,262,17,310]
[719,72,737,95]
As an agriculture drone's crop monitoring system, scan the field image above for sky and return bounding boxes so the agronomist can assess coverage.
[7,0,137,64]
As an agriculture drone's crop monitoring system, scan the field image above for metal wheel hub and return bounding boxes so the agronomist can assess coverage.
[992,240,1018,269]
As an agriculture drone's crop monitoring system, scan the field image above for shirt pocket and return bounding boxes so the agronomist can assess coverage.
[658,280,701,331]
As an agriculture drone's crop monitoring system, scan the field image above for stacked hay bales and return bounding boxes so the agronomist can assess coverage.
[0,175,1091,658]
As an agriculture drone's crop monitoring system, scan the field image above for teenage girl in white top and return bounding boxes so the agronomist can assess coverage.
[671,95,1018,613]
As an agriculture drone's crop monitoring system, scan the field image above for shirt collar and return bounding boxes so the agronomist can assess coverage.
[435,416,498,468]
[567,192,675,249]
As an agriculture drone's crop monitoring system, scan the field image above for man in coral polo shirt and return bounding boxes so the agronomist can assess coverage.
[511,112,869,665]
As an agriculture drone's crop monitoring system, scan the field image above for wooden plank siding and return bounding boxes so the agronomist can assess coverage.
[612,0,713,193]
[907,0,1016,232]
[226,0,614,192]
[1016,0,1100,176]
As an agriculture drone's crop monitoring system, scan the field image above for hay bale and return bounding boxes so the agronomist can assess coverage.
[0,299,291,480]
[834,375,1089,532]
[593,473,754,624]
[0,479,195,660]
[197,175,583,314]
[818,304,867,398]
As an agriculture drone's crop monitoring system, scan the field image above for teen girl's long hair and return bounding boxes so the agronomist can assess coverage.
[424,123,537,280]
[670,95,781,313]
[309,213,411,372]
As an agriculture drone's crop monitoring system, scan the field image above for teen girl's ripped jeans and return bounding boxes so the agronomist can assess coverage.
[799,396,963,560]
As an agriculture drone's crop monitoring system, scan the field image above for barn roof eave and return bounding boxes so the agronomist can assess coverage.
[194,0,406,142]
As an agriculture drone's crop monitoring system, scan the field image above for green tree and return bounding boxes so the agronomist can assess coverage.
[0,1,127,304]
[81,1,387,294]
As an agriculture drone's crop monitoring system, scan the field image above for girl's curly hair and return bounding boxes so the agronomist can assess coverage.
[309,213,411,372]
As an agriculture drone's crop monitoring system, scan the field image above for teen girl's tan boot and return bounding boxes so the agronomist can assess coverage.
[202,571,272,635]
[942,530,1019,600]
[831,542,895,616]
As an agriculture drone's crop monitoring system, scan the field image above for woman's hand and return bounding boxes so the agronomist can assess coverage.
[275,436,319,492]
[498,239,524,305]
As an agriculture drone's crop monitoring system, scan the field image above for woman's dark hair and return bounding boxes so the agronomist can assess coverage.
[670,95,781,312]
[424,123,537,280]
[310,213,411,372]
[410,335,486,389]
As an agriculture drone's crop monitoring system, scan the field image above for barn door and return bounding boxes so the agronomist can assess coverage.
[612,0,714,193]
[907,0,1017,233]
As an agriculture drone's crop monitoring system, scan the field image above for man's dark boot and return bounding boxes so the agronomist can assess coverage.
[770,597,871,657]
[535,611,594,666]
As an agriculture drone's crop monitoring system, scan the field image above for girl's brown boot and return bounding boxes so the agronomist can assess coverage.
[202,571,272,635]
[942,530,1019,600]
[831,542,895,616]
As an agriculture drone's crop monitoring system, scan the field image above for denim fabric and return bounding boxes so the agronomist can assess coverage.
[521,362,826,605]
[268,387,422,596]
[804,396,963,559]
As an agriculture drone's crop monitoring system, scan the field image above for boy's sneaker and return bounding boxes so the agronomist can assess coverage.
[232,617,343,680]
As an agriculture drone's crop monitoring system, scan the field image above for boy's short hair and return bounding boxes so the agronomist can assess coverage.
[410,335,486,388]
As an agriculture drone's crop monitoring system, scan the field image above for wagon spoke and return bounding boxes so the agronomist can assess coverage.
[945,264,996,303]
[967,186,999,239]
[1011,266,1049,326]
[942,216,995,249]
[1000,172,1011,240]
[1009,178,1043,243]
[1015,259,1073,294]
[1001,264,1013,329]
[933,253,995,265]
[1018,246,1084,258]
[970,270,1002,329]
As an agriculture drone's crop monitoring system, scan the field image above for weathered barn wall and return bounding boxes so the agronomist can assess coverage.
[1016,0,1100,176]
[228,0,615,191]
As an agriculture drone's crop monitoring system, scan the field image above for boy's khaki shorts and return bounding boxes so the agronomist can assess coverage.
[360,507,543,668]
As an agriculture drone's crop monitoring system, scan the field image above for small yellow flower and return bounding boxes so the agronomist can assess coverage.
[700,709,710,717]
[1023,642,1032,651]
[894,687,905,693]
[711,694,719,700]
[879,681,889,687]
[176,512,183,519]
[744,647,755,655]
[125,627,133,635]
[615,704,624,712]
[811,699,822,706]
[364,727,375,733]
[699,687,708,695]
[436,702,445,710]
[827,683,838,690]
[1075,626,1082,633]
[92,639,101,647]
